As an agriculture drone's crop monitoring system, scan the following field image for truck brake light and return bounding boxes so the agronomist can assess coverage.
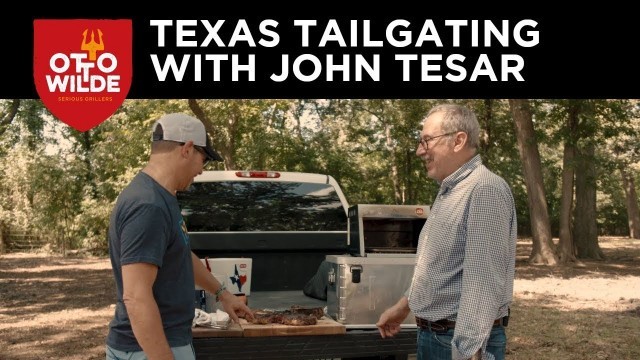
[235,171,281,178]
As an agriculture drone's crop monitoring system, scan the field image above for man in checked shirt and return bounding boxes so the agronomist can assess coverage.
[376,104,517,360]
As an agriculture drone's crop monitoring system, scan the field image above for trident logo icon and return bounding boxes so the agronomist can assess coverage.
[81,29,104,61]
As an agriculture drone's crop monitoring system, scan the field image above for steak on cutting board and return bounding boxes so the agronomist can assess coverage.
[280,313,317,326]
[290,304,324,319]
[249,306,323,325]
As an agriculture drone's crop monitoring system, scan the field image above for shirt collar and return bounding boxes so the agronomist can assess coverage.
[438,154,482,194]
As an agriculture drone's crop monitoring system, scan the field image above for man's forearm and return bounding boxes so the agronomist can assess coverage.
[192,252,224,294]
[126,296,174,360]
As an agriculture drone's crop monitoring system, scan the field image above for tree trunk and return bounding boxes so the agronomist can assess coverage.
[558,105,579,263]
[574,142,604,259]
[0,99,20,137]
[0,221,6,254]
[558,144,578,263]
[479,99,493,154]
[509,99,558,265]
[620,167,640,239]
[405,149,413,204]
[81,130,98,199]
[385,124,402,204]
[189,99,232,169]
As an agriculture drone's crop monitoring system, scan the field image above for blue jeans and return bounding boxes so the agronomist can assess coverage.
[416,325,506,360]
[106,343,195,360]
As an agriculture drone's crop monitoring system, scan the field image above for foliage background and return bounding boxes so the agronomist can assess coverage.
[0,99,638,254]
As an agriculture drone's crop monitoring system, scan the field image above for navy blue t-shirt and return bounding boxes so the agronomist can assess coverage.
[106,172,194,351]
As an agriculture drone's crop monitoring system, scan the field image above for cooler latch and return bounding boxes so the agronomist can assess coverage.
[350,265,363,283]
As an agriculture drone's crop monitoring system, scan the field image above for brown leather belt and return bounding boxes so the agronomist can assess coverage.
[415,317,503,332]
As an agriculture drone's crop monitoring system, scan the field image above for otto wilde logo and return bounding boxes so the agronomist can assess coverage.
[33,19,132,132]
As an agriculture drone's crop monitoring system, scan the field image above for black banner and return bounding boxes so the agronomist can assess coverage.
[4,11,639,99]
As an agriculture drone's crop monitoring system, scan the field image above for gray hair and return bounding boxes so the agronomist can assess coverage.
[425,104,480,149]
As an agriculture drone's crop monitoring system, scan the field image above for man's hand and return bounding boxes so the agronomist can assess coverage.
[375,296,411,338]
[218,291,254,323]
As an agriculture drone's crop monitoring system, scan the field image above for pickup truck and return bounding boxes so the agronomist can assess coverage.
[177,170,417,360]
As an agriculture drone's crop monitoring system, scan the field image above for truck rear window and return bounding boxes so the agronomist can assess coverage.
[177,181,347,231]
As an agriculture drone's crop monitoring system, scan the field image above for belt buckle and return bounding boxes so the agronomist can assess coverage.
[429,321,449,333]
[415,317,450,333]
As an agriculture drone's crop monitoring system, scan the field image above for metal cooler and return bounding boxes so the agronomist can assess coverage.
[326,254,417,329]
[326,204,430,329]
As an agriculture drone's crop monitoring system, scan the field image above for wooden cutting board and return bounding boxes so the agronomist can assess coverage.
[239,317,346,337]
[192,322,244,338]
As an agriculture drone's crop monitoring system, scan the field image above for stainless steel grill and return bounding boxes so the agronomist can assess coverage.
[347,204,430,257]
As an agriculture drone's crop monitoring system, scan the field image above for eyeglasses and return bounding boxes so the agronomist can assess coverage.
[193,146,210,167]
[417,132,457,150]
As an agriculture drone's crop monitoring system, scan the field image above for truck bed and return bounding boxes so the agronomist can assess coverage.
[247,290,326,309]
[181,172,418,358]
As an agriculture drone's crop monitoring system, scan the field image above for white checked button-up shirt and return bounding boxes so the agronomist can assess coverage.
[408,155,517,360]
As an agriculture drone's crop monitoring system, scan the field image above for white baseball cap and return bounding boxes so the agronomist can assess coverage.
[151,113,223,162]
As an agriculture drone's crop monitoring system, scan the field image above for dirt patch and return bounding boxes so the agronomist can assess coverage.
[509,237,640,360]
[0,253,114,360]
[1,237,639,360]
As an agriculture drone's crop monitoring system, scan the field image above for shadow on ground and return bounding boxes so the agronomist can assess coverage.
[515,238,640,280]
[0,256,115,318]
[507,294,640,360]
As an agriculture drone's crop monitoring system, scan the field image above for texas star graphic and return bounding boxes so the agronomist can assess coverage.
[229,264,247,292]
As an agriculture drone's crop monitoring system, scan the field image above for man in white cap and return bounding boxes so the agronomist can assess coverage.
[106,113,253,360]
